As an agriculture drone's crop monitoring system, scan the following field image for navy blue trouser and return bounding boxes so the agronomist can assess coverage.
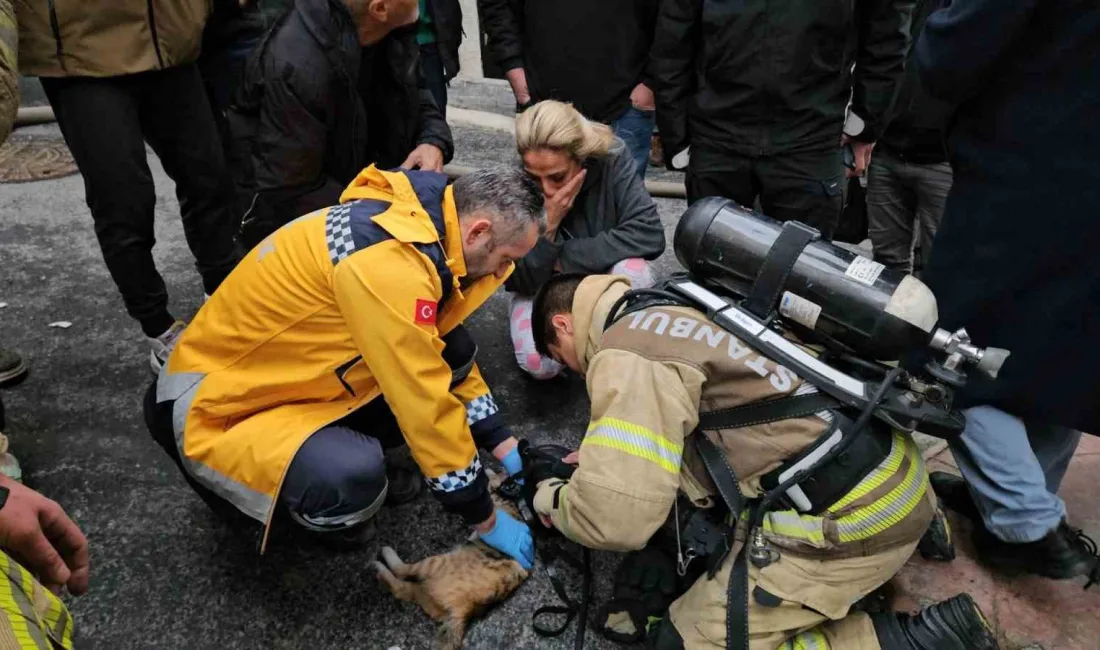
[145,383,398,533]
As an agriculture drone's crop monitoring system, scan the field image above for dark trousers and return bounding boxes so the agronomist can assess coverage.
[41,64,242,337]
[686,146,845,238]
[865,149,952,276]
[144,383,396,533]
[420,43,448,119]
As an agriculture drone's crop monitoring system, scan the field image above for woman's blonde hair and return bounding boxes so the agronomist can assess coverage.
[515,100,616,162]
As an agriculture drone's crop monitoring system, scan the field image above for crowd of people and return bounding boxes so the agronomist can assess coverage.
[0,0,1098,648]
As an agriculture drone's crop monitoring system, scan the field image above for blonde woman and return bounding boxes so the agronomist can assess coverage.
[507,100,665,379]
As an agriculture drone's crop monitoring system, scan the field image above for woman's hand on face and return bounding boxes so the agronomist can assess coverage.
[544,169,587,238]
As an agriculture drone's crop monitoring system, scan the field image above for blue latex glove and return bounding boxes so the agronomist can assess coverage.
[480,509,534,570]
[501,445,524,483]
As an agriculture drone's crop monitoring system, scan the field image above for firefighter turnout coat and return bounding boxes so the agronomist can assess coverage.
[157,167,512,543]
[533,275,934,647]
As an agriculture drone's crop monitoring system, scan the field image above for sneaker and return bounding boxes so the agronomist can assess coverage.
[148,320,187,374]
[383,445,423,505]
[0,348,28,388]
[973,520,1098,581]
[872,593,999,650]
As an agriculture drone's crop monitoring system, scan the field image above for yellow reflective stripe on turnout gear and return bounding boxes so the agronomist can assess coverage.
[0,554,50,650]
[582,417,683,475]
[835,434,928,542]
[777,628,830,649]
[761,510,827,547]
[754,433,927,547]
[826,430,906,513]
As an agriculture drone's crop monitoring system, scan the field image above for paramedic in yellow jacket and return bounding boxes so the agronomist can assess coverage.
[144,166,543,567]
[527,274,1000,650]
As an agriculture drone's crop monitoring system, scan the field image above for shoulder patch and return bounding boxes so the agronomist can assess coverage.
[324,203,355,264]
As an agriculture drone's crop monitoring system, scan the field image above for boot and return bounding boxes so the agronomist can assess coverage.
[871,593,999,650]
[973,520,1098,581]
[0,347,28,387]
[929,472,981,523]
[917,504,956,562]
[383,445,423,505]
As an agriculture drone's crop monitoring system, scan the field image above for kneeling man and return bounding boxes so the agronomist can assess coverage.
[528,273,999,650]
[146,165,542,569]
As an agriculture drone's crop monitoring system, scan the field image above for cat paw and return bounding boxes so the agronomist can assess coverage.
[380,545,404,568]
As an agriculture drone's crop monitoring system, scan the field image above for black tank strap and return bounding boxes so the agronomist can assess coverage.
[741,221,819,319]
[697,393,840,431]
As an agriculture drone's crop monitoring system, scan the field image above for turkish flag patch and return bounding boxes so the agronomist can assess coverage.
[414,299,438,325]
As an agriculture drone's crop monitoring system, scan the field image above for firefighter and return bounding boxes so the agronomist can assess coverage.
[526,273,998,650]
[145,165,543,569]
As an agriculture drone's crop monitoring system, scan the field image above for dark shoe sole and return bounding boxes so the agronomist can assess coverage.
[918,507,956,562]
[0,360,28,388]
[972,526,1096,580]
[929,594,1000,650]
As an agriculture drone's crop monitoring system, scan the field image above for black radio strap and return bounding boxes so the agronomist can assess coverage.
[742,221,819,319]
[695,434,749,650]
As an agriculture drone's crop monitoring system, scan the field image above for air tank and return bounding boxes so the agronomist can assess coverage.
[674,197,939,360]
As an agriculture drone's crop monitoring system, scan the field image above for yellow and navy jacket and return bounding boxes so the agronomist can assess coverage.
[157,166,511,539]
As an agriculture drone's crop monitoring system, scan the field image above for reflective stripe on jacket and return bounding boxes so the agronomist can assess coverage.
[534,275,931,559]
[0,551,73,650]
[159,167,509,541]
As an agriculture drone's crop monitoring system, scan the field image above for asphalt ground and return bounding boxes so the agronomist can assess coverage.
[0,119,686,649]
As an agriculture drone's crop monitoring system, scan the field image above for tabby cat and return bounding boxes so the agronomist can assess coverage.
[372,470,530,650]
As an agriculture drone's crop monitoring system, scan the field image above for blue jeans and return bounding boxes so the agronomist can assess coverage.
[949,405,1082,542]
[612,106,655,180]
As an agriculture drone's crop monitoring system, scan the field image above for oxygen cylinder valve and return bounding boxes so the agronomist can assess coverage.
[926,328,1011,387]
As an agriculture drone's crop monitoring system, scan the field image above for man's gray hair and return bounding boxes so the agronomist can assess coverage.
[452,166,546,242]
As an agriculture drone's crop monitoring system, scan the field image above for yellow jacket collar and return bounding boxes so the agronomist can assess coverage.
[339,165,470,287]
[572,275,633,373]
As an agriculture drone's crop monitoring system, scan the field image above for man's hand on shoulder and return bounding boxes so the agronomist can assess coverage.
[401,144,445,172]
[0,477,89,595]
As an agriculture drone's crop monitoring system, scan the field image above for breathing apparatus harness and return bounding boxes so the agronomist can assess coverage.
[598,220,1008,648]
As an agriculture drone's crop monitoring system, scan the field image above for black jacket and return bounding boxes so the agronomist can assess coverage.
[227,0,454,246]
[651,0,916,161]
[478,0,657,123]
[876,0,952,163]
[506,143,666,296]
[425,0,463,81]
[914,0,1100,431]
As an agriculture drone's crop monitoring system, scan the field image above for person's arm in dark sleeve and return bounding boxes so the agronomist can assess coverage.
[650,0,701,167]
[251,57,345,205]
[504,237,563,295]
[416,87,455,163]
[849,0,917,142]
[477,0,524,72]
[638,0,660,89]
[915,0,1038,104]
[558,151,666,274]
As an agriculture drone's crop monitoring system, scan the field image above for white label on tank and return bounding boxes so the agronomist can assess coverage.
[719,306,765,336]
[779,292,823,330]
[845,256,885,286]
